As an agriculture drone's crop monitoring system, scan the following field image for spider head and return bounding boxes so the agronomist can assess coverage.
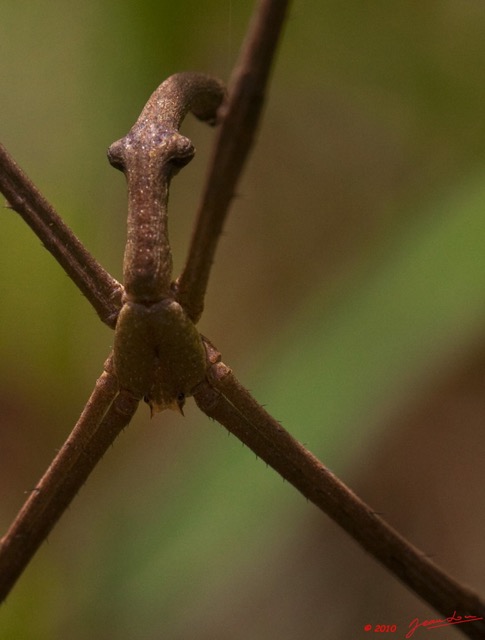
[145,391,186,417]
[107,128,195,179]
[114,299,206,420]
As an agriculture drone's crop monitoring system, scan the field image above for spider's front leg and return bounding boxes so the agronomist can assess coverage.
[107,73,225,414]
[0,355,140,602]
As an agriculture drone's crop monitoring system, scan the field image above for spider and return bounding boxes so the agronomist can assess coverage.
[0,1,483,633]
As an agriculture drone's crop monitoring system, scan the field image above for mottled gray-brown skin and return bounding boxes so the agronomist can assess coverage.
[108,73,225,413]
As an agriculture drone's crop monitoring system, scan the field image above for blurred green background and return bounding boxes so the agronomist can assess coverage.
[2,1,485,638]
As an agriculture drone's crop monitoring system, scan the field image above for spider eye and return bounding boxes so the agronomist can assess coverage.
[107,140,126,172]
[166,134,195,173]
[168,153,193,170]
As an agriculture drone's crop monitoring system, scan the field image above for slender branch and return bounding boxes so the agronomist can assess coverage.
[0,355,140,602]
[0,143,123,328]
[193,345,485,639]
[175,0,291,322]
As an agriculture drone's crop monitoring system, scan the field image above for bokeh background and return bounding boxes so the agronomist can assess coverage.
[2,1,485,638]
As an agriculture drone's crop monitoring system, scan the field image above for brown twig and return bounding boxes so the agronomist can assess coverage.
[174,0,291,322]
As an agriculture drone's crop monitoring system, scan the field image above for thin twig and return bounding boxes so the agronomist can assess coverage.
[175,0,291,322]
[0,355,139,602]
[193,344,485,640]
[0,143,123,328]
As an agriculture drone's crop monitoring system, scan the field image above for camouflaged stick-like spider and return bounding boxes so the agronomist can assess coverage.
[0,2,484,635]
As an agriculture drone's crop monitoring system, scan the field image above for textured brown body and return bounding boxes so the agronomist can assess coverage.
[108,73,225,410]
[113,299,206,412]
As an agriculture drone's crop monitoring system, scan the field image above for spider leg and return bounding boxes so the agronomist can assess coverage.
[0,354,140,602]
[193,342,485,629]
[0,143,123,328]
[174,0,290,323]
